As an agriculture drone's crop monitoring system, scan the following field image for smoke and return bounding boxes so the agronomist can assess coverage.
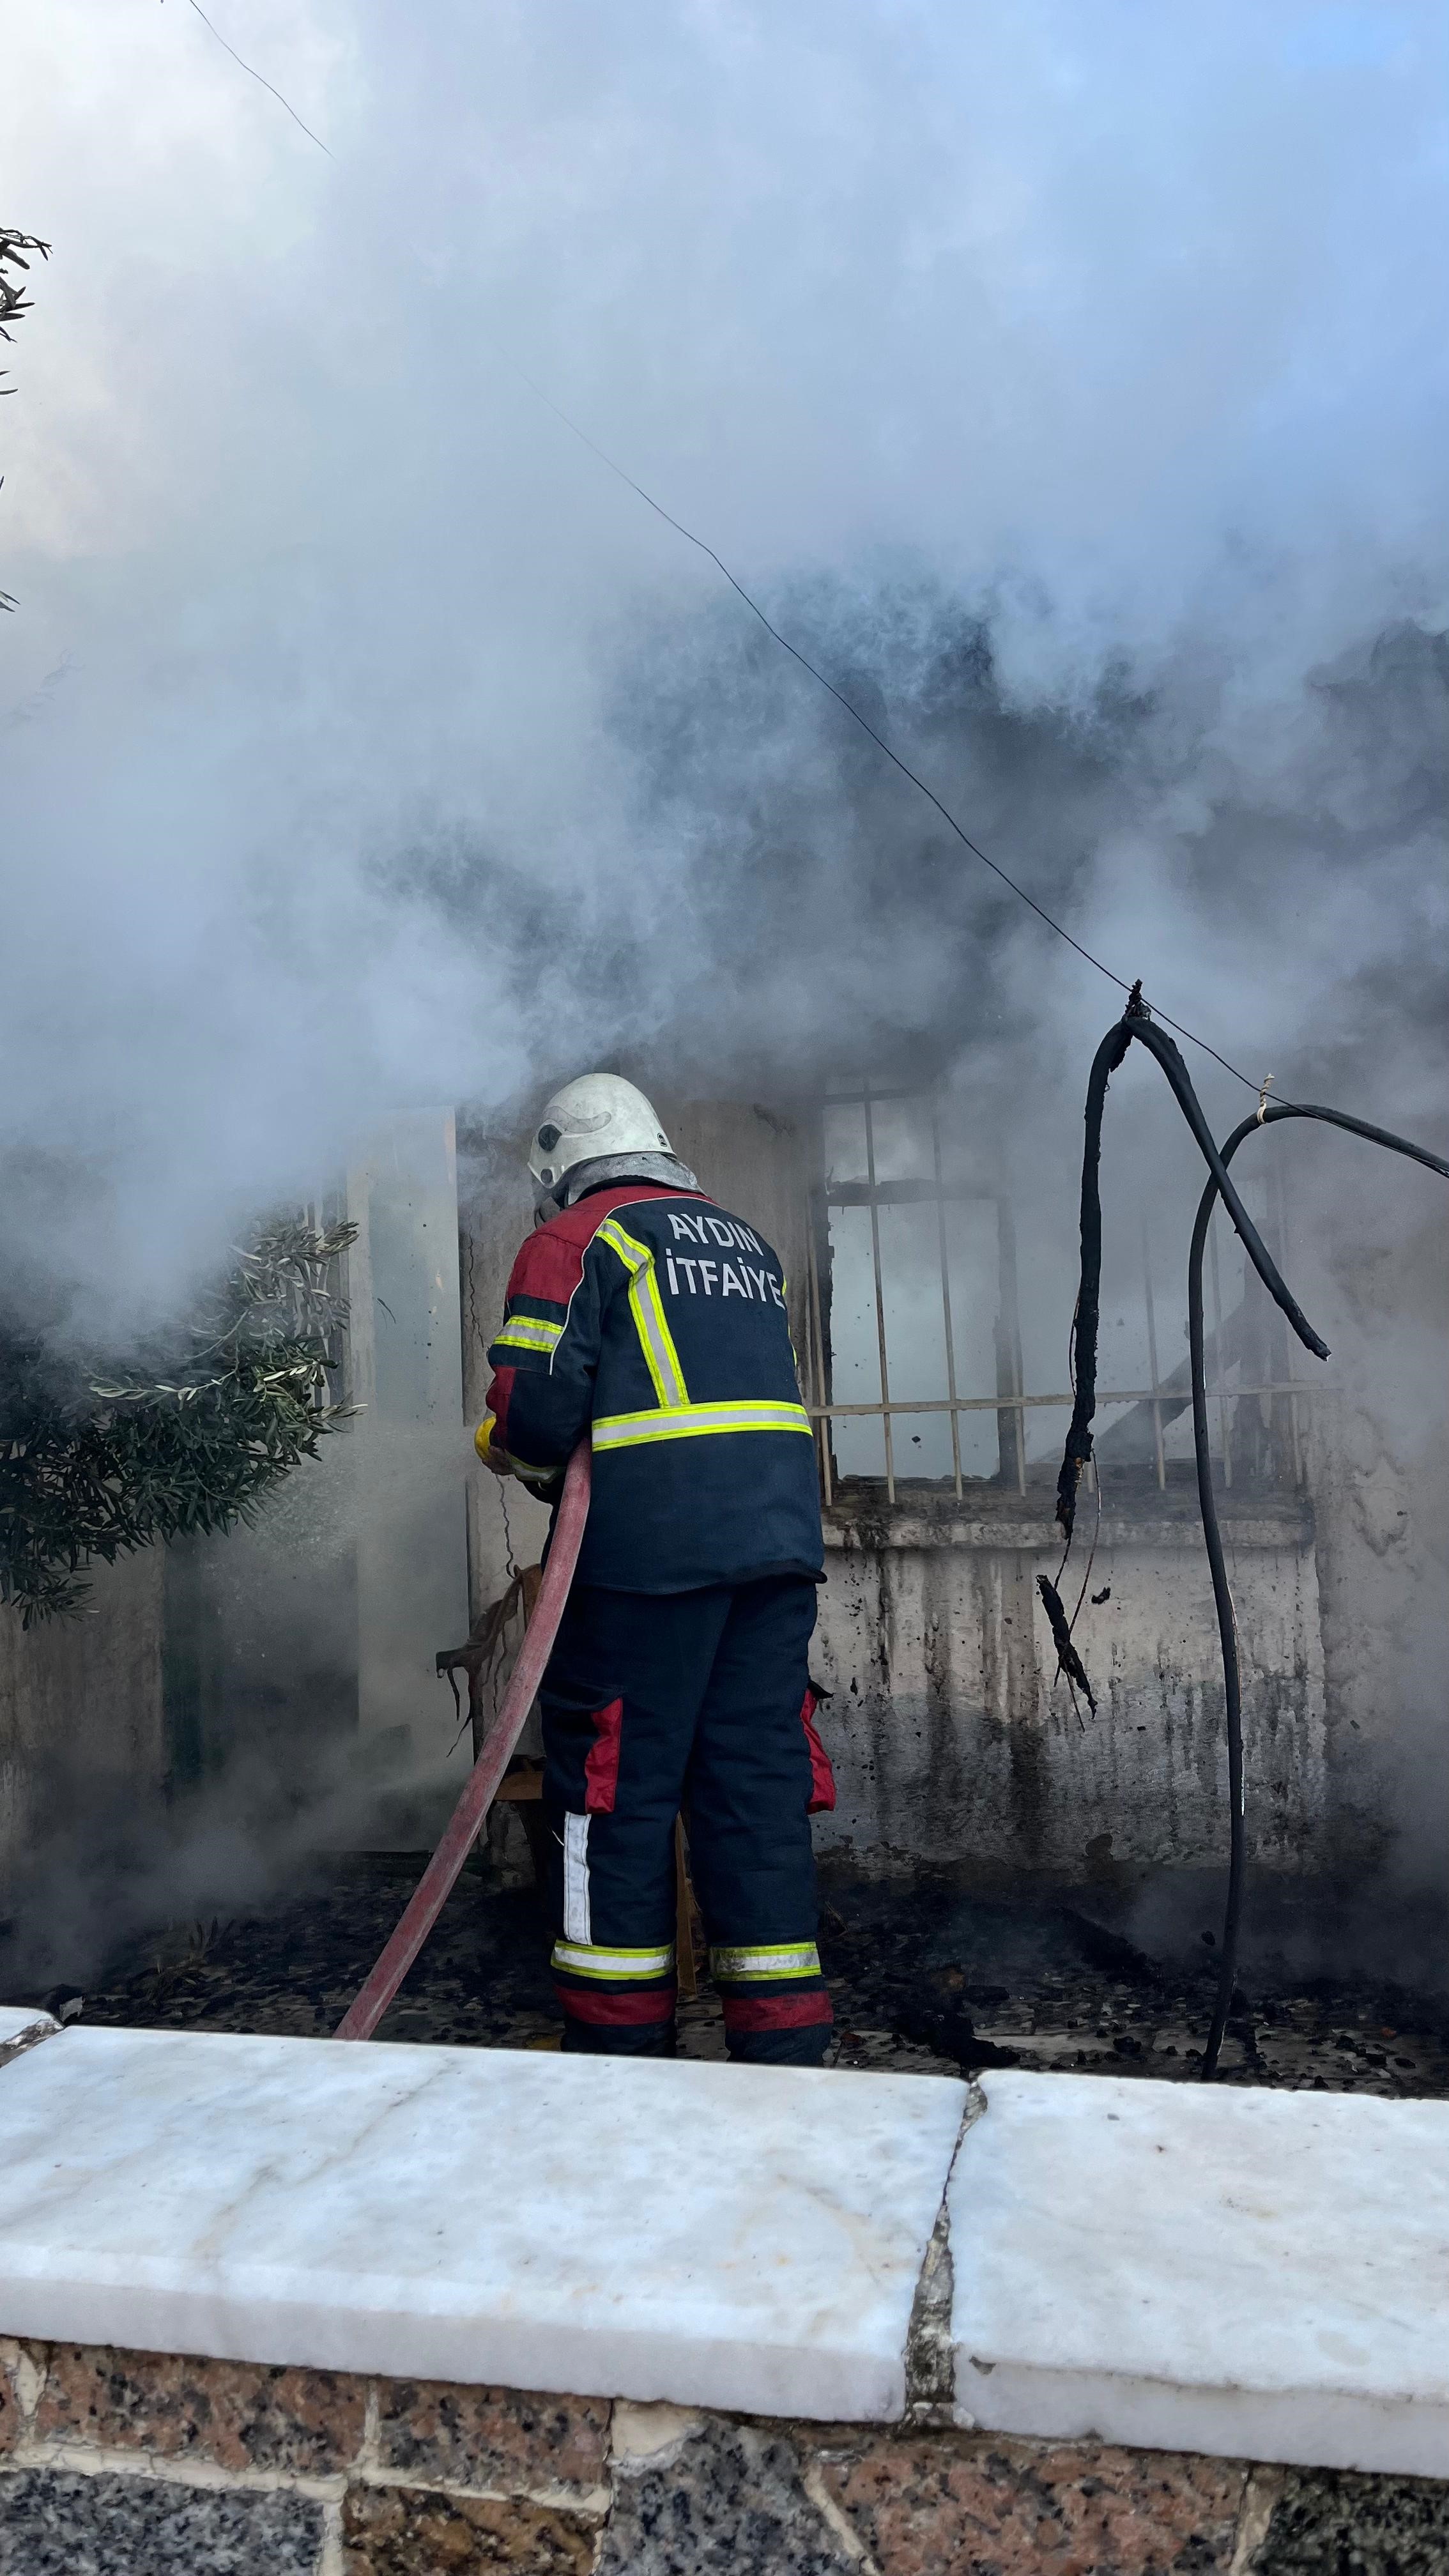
[1,0,1445,1333]
[1,3,1447,1966]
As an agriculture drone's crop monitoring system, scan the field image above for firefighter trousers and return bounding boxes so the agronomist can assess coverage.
[539,1575,833,2064]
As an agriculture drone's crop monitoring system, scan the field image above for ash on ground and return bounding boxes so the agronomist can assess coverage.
[59,1848,1449,2098]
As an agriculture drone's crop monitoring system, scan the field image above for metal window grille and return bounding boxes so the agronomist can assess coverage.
[800,1085,1316,1508]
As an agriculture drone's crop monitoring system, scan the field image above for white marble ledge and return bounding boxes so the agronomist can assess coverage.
[953,2071,1449,2478]
[0,2005,59,2067]
[0,2028,967,2422]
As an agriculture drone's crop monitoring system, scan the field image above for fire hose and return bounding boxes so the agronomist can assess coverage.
[334,1438,592,2041]
[1057,990,1448,2077]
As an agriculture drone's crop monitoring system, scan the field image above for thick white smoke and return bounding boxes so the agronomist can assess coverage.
[2,0,1446,1339]
[3,1,1448,1985]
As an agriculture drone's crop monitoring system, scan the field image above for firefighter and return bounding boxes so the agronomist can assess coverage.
[475,1072,835,2065]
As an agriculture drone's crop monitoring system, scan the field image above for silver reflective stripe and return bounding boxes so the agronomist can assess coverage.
[593,1400,812,1452]
[710,1942,822,1981]
[494,1315,564,1353]
[563,1813,591,1944]
[551,1940,675,1982]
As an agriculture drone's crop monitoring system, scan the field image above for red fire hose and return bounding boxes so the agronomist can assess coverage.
[334,1438,592,2041]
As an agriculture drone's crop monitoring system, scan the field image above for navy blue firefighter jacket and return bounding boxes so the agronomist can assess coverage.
[481,1183,825,1593]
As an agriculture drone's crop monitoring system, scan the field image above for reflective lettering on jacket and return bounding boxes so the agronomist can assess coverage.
[482,1184,824,1593]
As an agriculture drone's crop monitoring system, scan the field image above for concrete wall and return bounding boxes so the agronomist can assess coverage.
[11,1096,1435,1924]
[0,1552,165,1925]
[162,1451,360,1800]
[164,1114,474,1851]
[811,1485,1326,1876]
[1300,1202,1449,1878]
[459,1128,552,1630]
[3,1096,1368,1900]
[344,1111,470,1777]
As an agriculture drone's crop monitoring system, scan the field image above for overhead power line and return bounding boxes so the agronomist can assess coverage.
[177,0,334,155]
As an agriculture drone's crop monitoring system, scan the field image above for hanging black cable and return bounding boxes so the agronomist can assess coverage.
[1055,987,1328,1552]
[1057,1002,1448,2079]
[1190,1101,1449,2076]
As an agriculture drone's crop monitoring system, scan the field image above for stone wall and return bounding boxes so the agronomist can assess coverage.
[1,2343,1443,2573]
[2,2027,1445,2563]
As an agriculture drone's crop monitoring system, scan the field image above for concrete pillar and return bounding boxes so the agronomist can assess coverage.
[343,1111,471,1780]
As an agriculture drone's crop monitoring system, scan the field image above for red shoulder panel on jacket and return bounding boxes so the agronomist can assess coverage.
[506,1184,710,1307]
[505,1225,587,1309]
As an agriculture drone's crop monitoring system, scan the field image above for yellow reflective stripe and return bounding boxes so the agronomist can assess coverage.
[710,1942,822,1982]
[594,1401,813,1451]
[494,1315,564,1353]
[631,1266,687,1407]
[597,1218,648,1264]
[596,1219,689,1409]
[551,1940,675,1982]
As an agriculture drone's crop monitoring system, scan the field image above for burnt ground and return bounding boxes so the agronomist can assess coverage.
[49,1848,1449,2097]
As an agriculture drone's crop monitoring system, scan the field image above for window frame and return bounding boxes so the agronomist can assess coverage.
[801,1084,1314,1507]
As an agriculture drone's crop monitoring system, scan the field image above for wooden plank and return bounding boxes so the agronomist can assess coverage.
[496,1772,543,1802]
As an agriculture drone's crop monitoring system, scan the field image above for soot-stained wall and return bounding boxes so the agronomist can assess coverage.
[457,1099,1335,1878]
[809,1489,1326,1875]
[1303,1202,1449,1882]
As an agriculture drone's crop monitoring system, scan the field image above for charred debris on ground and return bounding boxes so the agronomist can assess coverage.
[23,1855,1449,2102]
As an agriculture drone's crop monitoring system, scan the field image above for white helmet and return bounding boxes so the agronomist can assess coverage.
[527,1073,675,1197]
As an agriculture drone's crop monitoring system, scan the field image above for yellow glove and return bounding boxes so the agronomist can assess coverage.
[474,1414,510,1478]
[475,1414,562,1496]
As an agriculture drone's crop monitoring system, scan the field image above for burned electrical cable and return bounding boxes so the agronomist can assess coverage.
[1055,993,1449,2079]
[1036,1574,1097,1719]
[1056,985,1327,1553]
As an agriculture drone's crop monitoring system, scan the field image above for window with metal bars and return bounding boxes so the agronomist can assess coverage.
[799,1086,1317,1506]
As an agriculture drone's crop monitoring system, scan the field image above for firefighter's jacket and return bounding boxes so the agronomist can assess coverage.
[482,1183,825,1593]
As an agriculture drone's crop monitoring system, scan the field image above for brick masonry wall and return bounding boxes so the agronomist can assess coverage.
[3,2338,1447,2573]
